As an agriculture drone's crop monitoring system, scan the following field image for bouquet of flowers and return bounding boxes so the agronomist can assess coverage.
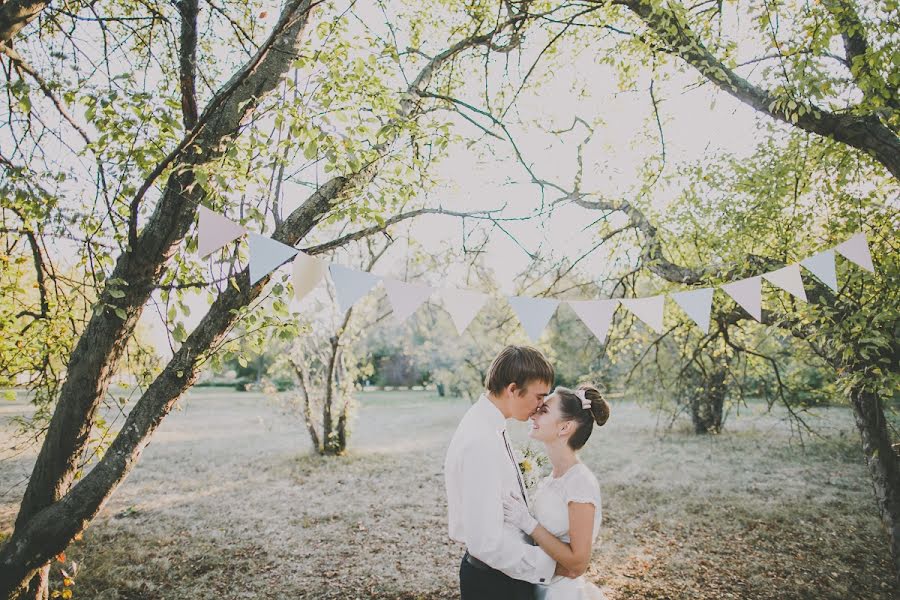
[517,443,549,491]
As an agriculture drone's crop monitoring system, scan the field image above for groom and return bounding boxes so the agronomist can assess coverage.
[445,345,570,599]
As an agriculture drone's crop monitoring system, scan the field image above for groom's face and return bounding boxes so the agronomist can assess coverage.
[510,380,552,421]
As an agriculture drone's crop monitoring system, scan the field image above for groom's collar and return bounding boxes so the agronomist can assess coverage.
[476,393,506,433]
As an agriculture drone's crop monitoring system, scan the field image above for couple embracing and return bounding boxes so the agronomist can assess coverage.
[444,345,610,600]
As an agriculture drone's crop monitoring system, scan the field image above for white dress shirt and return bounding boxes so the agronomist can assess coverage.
[444,394,556,584]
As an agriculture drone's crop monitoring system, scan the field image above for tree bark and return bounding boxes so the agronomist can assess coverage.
[0,0,48,44]
[690,365,726,434]
[291,362,322,453]
[846,374,900,581]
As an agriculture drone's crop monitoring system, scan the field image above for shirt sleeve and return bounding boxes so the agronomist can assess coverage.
[460,436,556,584]
[565,469,603,514]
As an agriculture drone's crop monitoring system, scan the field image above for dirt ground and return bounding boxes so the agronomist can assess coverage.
[0,388,895,599]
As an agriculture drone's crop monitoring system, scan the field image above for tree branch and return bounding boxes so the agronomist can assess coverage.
[176,0,200,130]
[608,0,900,180]
[0,0,49,44]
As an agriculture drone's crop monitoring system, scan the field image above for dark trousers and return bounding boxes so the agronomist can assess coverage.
[459,552,535,600]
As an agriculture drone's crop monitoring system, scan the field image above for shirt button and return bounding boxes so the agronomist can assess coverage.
[540,578,545,582]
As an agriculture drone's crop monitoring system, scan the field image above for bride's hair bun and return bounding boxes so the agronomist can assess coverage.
[579,384,610,427]
[555,384,611,450]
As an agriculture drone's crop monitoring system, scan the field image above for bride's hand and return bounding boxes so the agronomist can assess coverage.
[502,492,538,535]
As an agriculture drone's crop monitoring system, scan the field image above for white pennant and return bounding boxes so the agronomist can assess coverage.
[801,249,838,292]
[567,299,619,344]
[720,276,762,321]
[248,233,298,285]
[329,264,380,313]
[292,252,326,300]
[620,295,665,333]
[670,288,714,334]
[763,264,808,302]
[835,232,874,272]
[198,205,246,257]
[383,279,434,322]
[440,289,488,335]
[507,296,559,342]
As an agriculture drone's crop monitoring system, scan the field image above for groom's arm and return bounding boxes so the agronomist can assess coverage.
[461,439,556,584]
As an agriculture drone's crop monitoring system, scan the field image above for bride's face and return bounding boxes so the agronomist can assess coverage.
[528,393,566,442]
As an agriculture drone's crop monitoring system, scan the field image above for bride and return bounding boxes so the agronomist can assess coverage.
[503,384,609,600]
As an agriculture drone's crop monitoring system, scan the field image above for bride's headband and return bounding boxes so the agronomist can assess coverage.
[575,389,590,410]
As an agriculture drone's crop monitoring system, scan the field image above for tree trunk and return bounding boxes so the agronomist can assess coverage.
[847,376,900,582]
[689,362,727,434]
[7,567,46,600]
[321,334,339,454]
[291,362,321,453]
[334,350,352,455]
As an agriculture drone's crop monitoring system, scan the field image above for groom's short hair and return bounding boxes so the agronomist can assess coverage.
[485,345,554,395]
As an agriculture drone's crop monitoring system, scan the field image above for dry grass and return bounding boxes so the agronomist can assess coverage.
[0,389,895,599]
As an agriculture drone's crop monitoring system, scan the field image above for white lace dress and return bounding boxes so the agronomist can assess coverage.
[532,462,606,600]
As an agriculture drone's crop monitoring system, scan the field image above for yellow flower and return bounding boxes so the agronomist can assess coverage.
[521,459,532,473]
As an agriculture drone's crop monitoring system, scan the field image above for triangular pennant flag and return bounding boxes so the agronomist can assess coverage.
[720,276,762,321]
[440,289,488,335]
[670,288,714,334]
[507,296,559,342]
[383,279,434,322]
[620,295,665,333]
[763,264,808,302]
[801,249,838,292]
[567,299,619,344]
[329,264,380,313]
[198,205,246,257]
[835,232,874,272]
[292,252,326,300]
[248,233,298,285]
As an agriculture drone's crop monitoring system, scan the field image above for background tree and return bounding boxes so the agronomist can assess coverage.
[283,236,393,455]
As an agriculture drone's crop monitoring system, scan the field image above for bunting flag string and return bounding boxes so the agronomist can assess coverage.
[440,289,488,335]
[384,279,434,322]
[197,205,877,342]
[507,296,560,342]
[763,264,808,302]
[835,232,875,272]
[800,250,838,293]
[670,288,714,334]
[248,233,298,285]
[292,252,326,300]
[198,206,246,258]
[329,264,381,313]
[568,299,619,344]
[720,276,763,321]
[620,296,665,334]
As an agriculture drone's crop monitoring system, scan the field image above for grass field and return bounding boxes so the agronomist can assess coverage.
[0,389,895,599]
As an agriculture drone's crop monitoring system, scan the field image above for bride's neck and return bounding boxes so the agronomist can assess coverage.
[544,439,578,477]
